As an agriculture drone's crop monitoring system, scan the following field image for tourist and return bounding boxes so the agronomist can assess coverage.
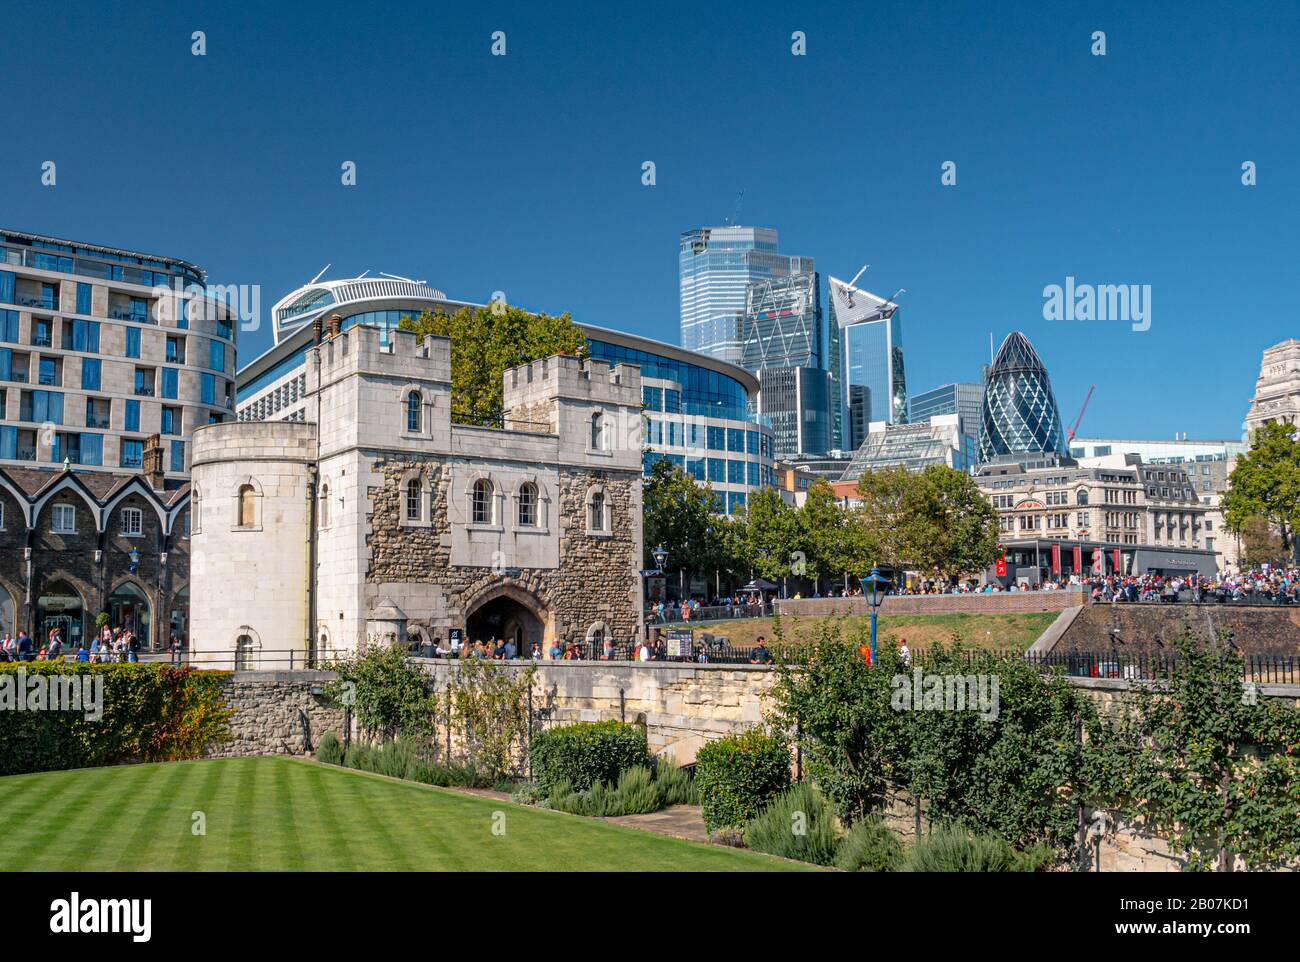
[531,642,542,660]
[750,636,772,665]
[0,633,14,662]
[898,638,912,668]
[75,644,89,663]
[46,629,63,662]
[638,639,652,662]
[504,637,517,660]
[127,632,140,663]
[601,638,615,660]
[492,638,507,660]
[547,640,563,661]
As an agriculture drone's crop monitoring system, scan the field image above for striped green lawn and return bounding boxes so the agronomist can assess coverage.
[0,756,811,871]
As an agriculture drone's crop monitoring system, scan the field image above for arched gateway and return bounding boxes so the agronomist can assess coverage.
[464,585,549,652]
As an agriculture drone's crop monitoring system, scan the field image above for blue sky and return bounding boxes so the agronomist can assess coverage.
[1,0,1296,440]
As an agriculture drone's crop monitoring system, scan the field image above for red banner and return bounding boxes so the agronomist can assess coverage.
[1051,543,1061,575]
[995,546,1007,577]
[1072,545,1082,573]
[1113,548,1121,574]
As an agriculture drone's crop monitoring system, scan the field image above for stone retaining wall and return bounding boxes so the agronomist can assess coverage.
[206,670,344,758]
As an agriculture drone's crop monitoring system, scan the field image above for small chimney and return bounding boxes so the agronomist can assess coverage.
[142,433,165,490]
[327,313,343,339]
[311,315,324,345]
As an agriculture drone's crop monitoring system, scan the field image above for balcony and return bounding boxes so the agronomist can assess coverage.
[134,385,155,397]
[17,296,56,310]
[15,448,36,461]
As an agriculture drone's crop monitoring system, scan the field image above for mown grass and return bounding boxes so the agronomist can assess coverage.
[0,756,813,872]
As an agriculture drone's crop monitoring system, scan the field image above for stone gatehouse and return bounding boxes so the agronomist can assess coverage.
[189,323,644,667]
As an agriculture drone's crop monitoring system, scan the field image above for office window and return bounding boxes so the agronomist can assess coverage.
[80,433,102,466]
[121,438,143,469]
[747,461,760,486]
[707,426,725,451]
[663,389,681,414]
[0,309,17,343]
[0,272,14,304]
[746,430,759,455]
[33,319,52,347]
[125,327,141,358]
[21,390,63,424]
[166,336,185,364]
[161,368,178,399]
[176,297,188,329]
[124,399,140,433]
[209,339,224,372]
[707,458,726,483]
[200,373,215,405]
[160,406,179,435]
[170,440,184,473]
[76,283,92,315]
[38,358,59,386]
[81,357,101,391]
[642,386,662,411]
[727,428,744,452]
[728,460,745,484]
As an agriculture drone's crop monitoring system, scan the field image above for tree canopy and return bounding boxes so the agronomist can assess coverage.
[400,304,587,425]
[1223,421,1300,559]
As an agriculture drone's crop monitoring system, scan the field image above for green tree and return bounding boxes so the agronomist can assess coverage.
[853,464,998,578]
[1222,421,1300,560]
[1240,514,1285,566]
[400,304,587,425]
[641,460,722,579]
[741,487,801,584]
[325,643,438,743]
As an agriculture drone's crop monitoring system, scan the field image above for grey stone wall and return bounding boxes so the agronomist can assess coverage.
[206,670,344,758]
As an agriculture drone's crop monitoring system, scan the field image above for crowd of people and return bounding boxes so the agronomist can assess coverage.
[411,634,675,662]
[0,623,146,663]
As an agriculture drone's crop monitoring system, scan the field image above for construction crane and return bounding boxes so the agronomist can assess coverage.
[1067,385,1095,442]
[723,189,745,226]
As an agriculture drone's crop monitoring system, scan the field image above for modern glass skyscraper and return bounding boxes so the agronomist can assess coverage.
[977,332,1069,466]
[911,382,984,425]
[679,227,813,365]
[756,366,831,459]
[829,276,907,451]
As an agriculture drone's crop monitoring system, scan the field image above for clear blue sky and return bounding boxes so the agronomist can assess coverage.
[2,0,1296,440]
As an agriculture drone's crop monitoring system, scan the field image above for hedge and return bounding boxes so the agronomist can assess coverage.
[529,720,650,793]
[0,663,231,775]
[694,728,791,833]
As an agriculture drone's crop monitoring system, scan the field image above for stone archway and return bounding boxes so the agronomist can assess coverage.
[464,585,550,655]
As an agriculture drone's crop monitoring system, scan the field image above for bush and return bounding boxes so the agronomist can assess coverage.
[834,817,903,872]
[316,731,344,765]
[694,729,791,834]
[743,782,840,865]
[530,721,650,794]
[653,760,698,806]
[904,826,1024,872]
[0,663,231,776]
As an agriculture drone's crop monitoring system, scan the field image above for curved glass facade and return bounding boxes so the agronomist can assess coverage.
[978,332,1067,464]
[586,338,750,420]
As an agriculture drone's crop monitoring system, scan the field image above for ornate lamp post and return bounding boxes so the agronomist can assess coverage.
[864,567,892,664]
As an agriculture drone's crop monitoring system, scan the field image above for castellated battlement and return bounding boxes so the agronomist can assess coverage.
[504,354,642,411]
[307,323,453,393]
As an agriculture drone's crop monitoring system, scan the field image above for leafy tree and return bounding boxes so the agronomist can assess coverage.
[641,460,723,578]
[1240,514,1286,566]
[325,643,438,742]
[853,464,998,578]
[400,304,587,425]
[741,487,801,584]
[1222,421,1300,560]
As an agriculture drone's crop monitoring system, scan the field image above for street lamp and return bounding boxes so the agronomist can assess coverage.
[128,547,141,574]
[652,545,668,571]
[863,567,892,664]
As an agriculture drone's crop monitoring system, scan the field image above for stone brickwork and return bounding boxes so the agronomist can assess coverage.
[778,589,1086,619]
[206,670,345,758]
[1053,602,1300,656]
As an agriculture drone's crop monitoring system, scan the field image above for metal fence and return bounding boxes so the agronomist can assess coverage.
[652,602,774,626]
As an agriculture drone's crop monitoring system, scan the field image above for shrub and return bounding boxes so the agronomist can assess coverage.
[694,729,791,833]
[0,663,231,776]
[903,826,1022,872]
[834,817,903,872]
[743,782,840,865]
[316,731,344,765]
[653,760,698,807]
[530,721,650,794]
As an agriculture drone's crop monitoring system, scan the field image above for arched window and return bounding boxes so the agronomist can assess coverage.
[471,479,493,525]
[517,482,538,527]
[590,412,604,450]
[237,484,256,527]
[1076,489,1089,505]
[319,482,331,527]
[235,633,256,671]
[588,490,607,532]
[406,479,422,521]
[406,391,421,433]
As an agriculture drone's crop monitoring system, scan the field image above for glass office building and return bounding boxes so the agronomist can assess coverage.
[0,227,236,478]
[679,227,814,365]
[755,366,831,459]
[911,382,984,425]
[977,332,1069,467]
[830,275,907,450]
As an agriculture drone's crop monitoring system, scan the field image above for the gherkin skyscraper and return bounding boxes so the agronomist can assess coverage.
[977,332,1068,466]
